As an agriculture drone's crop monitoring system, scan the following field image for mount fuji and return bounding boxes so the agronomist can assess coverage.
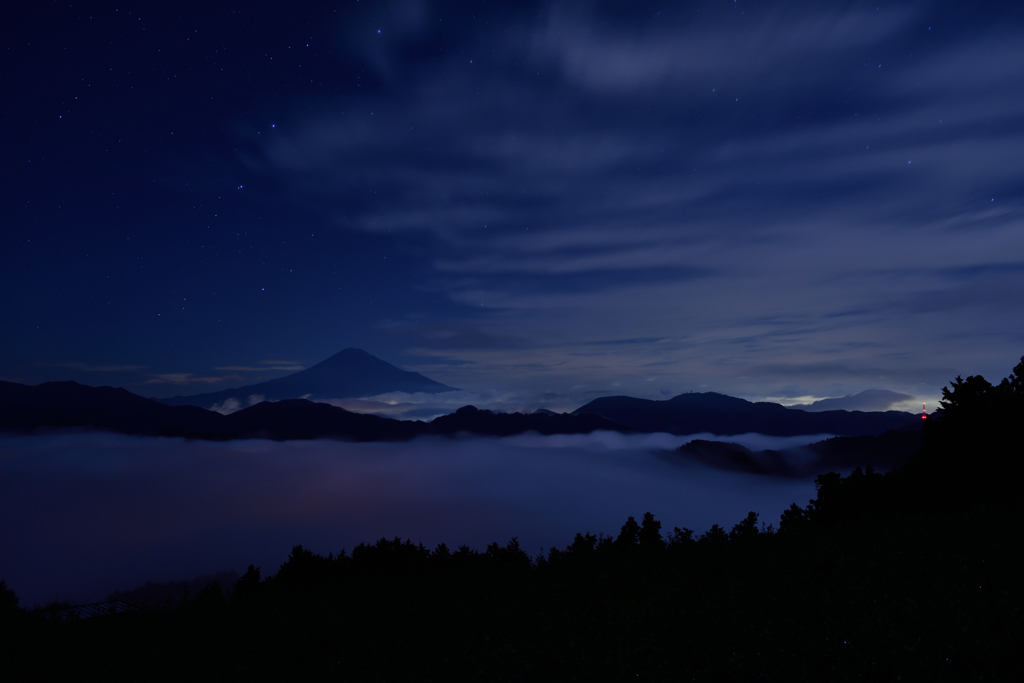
[158,348,455,409]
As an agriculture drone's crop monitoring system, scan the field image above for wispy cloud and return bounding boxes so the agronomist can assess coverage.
[789,389,916,413]
[323,388,527,421]
[213,364,304,372]
[149,360,302,390]
[529,4,918,92]
[144,373,234,386]
[238,1,1024,402]
[51,362,148,373]
[210,394,266,415]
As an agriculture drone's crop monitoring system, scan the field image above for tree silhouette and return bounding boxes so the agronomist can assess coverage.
[639,512,664,550]
[0,581,19,625]
[569,532,599,555]
[996,356,1024,402]
[778,503,809,533]
[232,565,262,606]
[615,516,641,549]
[698,524,728,546]
[485,537,531,571]
[917,355,1024,500]
[274,545,337,591]
[667,527,696,547]
[729,511,759,542]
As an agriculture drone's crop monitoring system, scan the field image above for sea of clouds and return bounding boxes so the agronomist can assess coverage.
[0,431,824,607]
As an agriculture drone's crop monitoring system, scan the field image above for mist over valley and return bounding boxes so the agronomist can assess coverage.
[0,430,827,607]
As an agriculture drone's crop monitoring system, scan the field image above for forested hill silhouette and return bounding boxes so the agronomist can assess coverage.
[0,379,922,473]
[0,381,416,440]
[430,405,623,436]
[0,381,627,441]
[674,429,923,476]
[2,381,919,443]
[159,348,455,409]
[573,391,918,436]
[0,380,224,437]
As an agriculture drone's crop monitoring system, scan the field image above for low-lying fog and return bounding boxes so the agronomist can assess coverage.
[0,431,828,607]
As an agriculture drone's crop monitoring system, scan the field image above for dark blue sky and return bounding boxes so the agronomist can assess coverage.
[3,0,1023,411]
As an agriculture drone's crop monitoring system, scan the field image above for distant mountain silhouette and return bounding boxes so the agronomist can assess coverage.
[797,429,923,470]
[790,389,914,412]
[1,381,919,444]
[675,440,769,474]
[159,348,455,409]
[674,429,922,477]
[0,380,422,441]
[0,380,224,438]
[430,405,624,437]
[573,392,918,436]
[0,381,621,441]
[221,399,425,441]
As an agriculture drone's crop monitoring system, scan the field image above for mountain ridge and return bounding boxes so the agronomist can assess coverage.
[4,380,920,443]
[673,429,922,476]
[0,380,925,476]
[789,388,915,412]
[0,380,627,442]
[573,391,918,436]
[0,379,929,475]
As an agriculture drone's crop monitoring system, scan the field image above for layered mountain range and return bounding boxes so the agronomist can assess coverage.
[672,430,922,477]
[1,349,926,475]
[0,380,622,442]
[572,392,916,437]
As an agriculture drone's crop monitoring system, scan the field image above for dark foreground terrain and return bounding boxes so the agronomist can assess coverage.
[2,501,1018,682]
[1,360,1021,681]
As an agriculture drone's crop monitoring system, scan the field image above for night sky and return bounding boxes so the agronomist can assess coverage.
[4,0,1023,412]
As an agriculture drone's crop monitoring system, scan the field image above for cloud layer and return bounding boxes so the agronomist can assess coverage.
[0,432,818,607]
